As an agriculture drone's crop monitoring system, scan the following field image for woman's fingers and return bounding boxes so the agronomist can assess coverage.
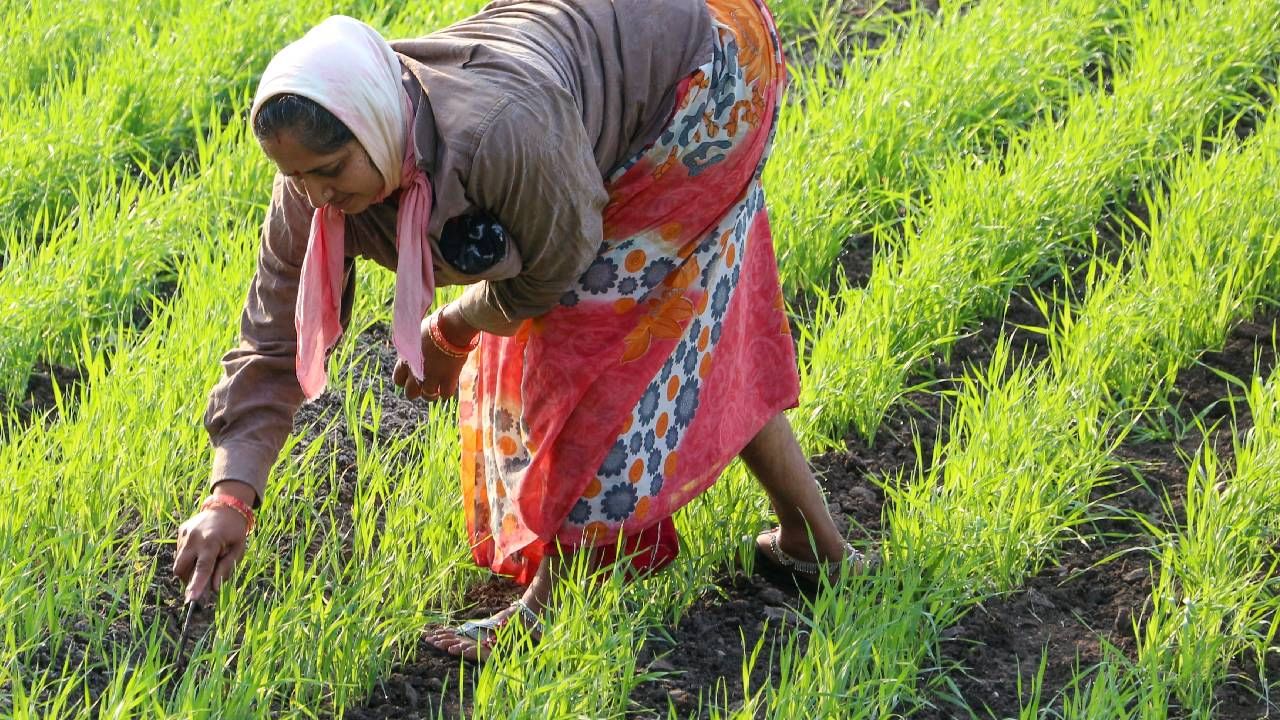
[404,373,424,400]
[396,360,432,400]
[401,365,446,401]
[173,526,196,583]
[210,542,245,595]
[173,509,249,603]
[395,358,437,399]
[185,547,217,603]
[439,372,459,399]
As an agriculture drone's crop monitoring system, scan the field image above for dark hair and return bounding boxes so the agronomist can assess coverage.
[252,93,354,154]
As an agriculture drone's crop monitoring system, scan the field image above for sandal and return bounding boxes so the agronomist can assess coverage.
[428,599,543,661]
[752,527,872,590]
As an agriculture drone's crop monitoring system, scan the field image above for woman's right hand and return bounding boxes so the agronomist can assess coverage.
[393,304,479,402]
[173,481,255,603]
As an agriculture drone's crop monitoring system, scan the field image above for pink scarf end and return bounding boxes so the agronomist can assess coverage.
[292,163,434,401]
[295,205,347,401]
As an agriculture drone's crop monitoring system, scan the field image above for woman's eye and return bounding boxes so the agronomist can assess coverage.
[319,164,342,177]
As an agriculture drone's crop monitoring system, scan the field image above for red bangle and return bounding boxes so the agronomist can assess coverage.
[427,313,479,358]
[202,495,256,534]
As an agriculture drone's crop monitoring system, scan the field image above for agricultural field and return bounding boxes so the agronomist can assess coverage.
[3,0,1280,716]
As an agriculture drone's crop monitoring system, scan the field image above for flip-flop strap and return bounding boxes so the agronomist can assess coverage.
[454,600,542,644]
[455,616,505,641]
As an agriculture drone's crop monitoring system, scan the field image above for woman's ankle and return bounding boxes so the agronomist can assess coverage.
[519,590,549,615]
[770,525,847,563]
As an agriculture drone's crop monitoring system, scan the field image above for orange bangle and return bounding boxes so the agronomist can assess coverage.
[427,313,479,358]
[202,495,256,534]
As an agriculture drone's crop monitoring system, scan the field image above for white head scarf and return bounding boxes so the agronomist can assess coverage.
[252,16,406,196]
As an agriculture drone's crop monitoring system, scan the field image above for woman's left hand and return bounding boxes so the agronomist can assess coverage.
[393,304,478,402]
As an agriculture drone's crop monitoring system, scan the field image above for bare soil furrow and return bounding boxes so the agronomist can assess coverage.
[923,309,1279,719]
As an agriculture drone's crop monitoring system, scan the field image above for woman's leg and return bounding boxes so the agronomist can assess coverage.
[740,412,849,563]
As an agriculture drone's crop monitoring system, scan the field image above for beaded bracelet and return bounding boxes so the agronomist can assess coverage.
[427,313,479,358]
[202,495,256,534]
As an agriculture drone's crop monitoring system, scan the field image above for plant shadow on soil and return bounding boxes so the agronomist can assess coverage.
[0,362,82,428]
[0,277,177,435]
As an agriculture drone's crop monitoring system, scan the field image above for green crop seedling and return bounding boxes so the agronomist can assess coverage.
[2,0,1279,717]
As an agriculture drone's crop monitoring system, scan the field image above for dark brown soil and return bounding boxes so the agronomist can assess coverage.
[927,540,1154,717]
[629,574,810,718]
[293,323,435,448]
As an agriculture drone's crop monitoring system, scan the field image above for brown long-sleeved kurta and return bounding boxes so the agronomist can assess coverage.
[205,0,715,502]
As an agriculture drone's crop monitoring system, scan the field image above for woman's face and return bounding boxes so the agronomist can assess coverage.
[259,129,385,215]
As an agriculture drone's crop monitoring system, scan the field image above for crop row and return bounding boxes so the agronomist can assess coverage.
[776,62,1280,719]
[1111,364,1280,719]
[796,0,1279,446]
[767,0,1125,290]
[1048,115,1280,719]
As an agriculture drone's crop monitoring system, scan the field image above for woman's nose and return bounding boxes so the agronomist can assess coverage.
[299,177,333,208]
